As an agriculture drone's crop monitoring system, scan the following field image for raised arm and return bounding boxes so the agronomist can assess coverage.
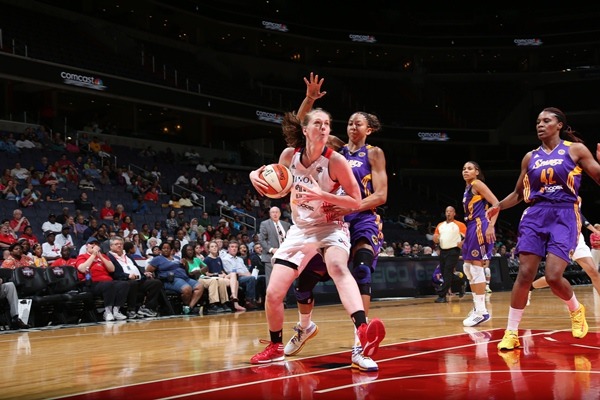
[297,72,327,122]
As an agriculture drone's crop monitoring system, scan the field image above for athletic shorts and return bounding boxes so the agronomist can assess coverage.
[462,218,493,261]
[516,205,579,263]
[345,212,384,266]
[272,221,351,273]
[573,233,592,260]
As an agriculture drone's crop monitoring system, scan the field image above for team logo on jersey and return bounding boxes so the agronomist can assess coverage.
[371,235,379,246]
[316,166,323,173]
[471,250,480,258]
[359,151,366,158]
[558,149,566,155]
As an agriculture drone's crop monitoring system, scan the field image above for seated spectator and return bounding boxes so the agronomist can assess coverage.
[75,237,129,321]
[0,274,30,329]
[44,184,65,203]
[55,225,76,255]
[74,192,97,214]
[34,156,50,173]
[0,221,17,251]
[41,232,62,261]
[56,207,72,225]
[1,242,34,268]
[145,241,205,314]
[221,240,257,309]
[143,186,159,203]
[108,236,161,319]
[125,236,145,260]
[167,194,181,209]
[78,174,96,191]
[31,243,49,268]
[9,209,30,234]
[18,189,35,208]
[15,133,36,149]
[19,225,39,246]
[41,213,62,235]
[2,179,19,201]
[180,244,229,314]
[50,245,77,267]
[178,191,194,208]
[132,194,149,215]
[204,240,245,312]
[10,162,30,183]
[100,200,115,220]
[249,243,267,308]
[175,172,190,188]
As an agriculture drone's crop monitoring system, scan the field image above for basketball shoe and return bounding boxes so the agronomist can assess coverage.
[250,340,285,364]
[284,322,319,356]
[570,304,588,338]
[462,312,490,327]
[497,330,520,351]
[357,318,386,357]
[351,346,379,372]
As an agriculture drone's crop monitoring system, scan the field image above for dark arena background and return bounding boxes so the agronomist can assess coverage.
[0,1,600,399]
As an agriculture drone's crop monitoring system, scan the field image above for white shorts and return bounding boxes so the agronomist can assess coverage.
[573,233,592,260]
[272,222,351,272]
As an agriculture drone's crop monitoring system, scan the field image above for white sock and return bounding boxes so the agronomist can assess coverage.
[475,294,487,314]
[507,307,524,331]
[299,312,312,329]
[564,294,580,312]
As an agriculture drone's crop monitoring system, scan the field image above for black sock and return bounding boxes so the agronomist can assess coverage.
[351,310,367,329]
[270,330,283,343]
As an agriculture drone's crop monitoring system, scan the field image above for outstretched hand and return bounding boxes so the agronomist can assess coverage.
[304,72,327,101]
[486,205,500,220]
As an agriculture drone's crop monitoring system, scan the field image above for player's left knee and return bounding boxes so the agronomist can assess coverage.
[470,265,487,284]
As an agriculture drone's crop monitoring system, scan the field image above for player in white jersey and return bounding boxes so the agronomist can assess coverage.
[249,108,386,364]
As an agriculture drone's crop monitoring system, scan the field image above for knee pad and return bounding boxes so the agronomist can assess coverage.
[294,270,322,304]
[470,265,487,284]
[484,267,491,278]
[352,263,372,285]
[462,263,473,281]
[353,248,374,269]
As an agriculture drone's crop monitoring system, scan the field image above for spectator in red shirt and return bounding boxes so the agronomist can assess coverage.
[9,209,30,234]
[100,200,115,221]
[19,225,39,246]
[0,221,17,252]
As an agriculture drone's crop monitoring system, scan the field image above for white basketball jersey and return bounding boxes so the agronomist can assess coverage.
[289,147,342,228]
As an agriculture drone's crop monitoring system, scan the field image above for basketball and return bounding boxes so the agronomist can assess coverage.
[260,163,293,199]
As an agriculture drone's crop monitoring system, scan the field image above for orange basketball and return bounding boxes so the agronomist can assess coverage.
[260,163,293,199]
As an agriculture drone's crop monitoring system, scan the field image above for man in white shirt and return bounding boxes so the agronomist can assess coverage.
[55,225,76,256]
[221,240,257,309]
[41,232,61,261]
[10,162,30,182]
[41,214,63,235]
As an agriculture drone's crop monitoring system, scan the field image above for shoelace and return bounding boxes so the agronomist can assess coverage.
[291,325,305,343]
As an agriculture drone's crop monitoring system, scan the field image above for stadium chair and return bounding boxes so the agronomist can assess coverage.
[44,265,97,324]
[12,266,65,327]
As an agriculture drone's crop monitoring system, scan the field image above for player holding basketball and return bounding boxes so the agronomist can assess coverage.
[249,107,385,364]
[282,73,388,372]
[488,107,600,351]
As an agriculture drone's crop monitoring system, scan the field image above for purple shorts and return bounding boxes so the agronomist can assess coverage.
[462,218,493,261]
[345,211,383,268]
[516,205,579,263]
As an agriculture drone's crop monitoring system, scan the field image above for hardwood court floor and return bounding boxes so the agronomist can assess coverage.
[1,286,599,399]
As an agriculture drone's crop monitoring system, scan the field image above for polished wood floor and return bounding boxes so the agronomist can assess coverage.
[1,286,598,399]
